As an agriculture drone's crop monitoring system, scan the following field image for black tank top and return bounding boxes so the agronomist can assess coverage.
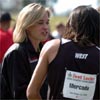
[47,38,100,100]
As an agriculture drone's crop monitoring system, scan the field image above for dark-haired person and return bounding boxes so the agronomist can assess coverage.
[1,3,50,99]
[27,5,100,100]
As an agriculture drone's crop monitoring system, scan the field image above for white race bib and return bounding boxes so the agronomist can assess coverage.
[62,70,97,100]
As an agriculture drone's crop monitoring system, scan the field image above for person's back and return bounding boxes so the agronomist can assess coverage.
[47,38,99,99]
[0,12,13,64]
[47,6,100,100]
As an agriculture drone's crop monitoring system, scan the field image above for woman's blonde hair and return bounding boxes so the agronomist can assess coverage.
[13,3,50,43]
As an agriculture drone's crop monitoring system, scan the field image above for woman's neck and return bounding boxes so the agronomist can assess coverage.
[32,41,40,52]
[29,37,40,52]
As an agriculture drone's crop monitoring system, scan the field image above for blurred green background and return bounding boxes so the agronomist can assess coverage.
[11,14,67,32]
[50,16,67,32]
[1,0,99,32]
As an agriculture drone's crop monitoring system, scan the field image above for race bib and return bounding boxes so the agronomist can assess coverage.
[62,70,97,100]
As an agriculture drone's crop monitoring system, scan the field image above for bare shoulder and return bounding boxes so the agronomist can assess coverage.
[42,39,60,52]
[41,39,60,63]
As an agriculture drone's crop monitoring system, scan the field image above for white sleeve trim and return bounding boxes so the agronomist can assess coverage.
[61,38,71,44]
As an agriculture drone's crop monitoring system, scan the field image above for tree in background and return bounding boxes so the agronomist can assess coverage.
[23,0,47,6]
[23,0,31,6]
[36,0,47,5]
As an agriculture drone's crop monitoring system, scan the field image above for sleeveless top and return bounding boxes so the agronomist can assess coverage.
[47,38,100,100]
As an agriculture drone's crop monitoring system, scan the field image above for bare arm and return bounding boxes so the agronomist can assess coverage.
[26,39,60,100]
[26,41,51,100]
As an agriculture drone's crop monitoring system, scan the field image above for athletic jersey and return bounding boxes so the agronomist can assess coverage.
[47,38,100,100]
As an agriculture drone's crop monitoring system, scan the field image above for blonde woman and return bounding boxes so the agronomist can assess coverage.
[1,3,50,99]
